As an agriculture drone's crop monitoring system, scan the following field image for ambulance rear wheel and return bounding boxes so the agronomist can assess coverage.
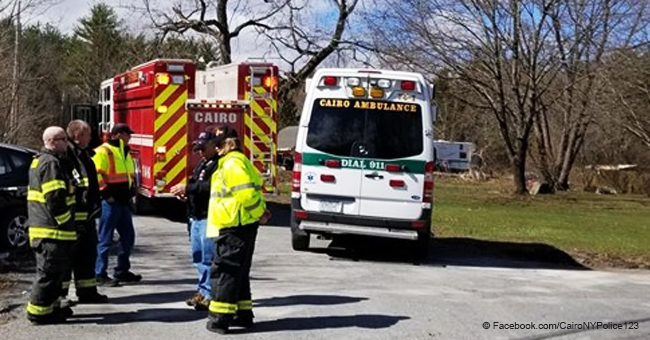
[414,231,431,261]
[292,232,310,251]
[290,215,310,251]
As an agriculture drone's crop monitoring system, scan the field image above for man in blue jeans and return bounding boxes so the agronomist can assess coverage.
[93,124,141,286]
[171,128,220,310]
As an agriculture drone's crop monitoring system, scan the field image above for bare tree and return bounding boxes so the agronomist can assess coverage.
[141,0,370,122]
[369,0,650,194]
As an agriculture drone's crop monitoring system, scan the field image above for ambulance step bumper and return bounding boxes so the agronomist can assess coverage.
[299,221,418,241]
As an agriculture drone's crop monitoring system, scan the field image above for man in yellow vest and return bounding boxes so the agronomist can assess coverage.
[26,126,77,324]
[205,126,271,334]
[93,123,140,286]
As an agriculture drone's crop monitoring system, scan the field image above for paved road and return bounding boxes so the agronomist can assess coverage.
[1,214,649,340]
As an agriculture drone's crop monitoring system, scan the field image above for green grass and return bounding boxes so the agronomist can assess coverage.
[433,177,650,263]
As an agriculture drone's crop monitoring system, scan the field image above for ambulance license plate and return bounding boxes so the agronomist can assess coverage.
[319,200,342,213]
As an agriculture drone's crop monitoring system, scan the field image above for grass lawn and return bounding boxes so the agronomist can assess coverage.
[433,176,650,268]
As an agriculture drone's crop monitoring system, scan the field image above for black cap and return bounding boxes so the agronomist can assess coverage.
[213,125,239,146]
[192,130,216,151]
[111,123,135,135]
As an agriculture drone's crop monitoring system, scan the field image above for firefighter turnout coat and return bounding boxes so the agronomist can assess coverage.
[27,150,77,242]
[206,151,266,237]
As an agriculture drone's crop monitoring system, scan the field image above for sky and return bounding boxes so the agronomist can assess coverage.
[24,0,375,70]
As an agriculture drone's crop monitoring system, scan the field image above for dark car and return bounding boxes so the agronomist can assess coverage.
[0,143,37,252]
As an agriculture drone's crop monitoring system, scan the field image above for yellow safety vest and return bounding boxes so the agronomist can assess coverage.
[206,151,266,237]
[93,140,135,190]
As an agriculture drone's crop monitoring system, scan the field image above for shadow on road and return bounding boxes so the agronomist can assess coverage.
[255,294,368,307]
[107,289,197,305]
[68,308,206,324]
[317,235,588,270]
[231,314,409,334]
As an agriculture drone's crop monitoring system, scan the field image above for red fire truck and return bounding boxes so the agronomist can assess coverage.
[97,59,279,211]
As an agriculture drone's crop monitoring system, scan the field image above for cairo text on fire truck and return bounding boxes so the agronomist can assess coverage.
[318,99,419,112]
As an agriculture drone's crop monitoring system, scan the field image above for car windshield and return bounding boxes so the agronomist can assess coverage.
[306,98,423,159]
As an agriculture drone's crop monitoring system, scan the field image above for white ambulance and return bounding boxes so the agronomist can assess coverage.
[291,68,436,257]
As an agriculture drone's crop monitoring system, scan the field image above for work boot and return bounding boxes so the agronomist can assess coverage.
[27,307,69,325]
[114,271,142,283]
[231,310,254,328]
[206,314,233,334]
[77,291,109,304]
[96,274,120,287]
[194,296,210,311]
[185,292,202,307]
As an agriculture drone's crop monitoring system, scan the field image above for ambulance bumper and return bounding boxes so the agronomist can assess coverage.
[299,221,419,240]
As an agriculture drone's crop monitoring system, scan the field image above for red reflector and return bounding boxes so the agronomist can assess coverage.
[401,80,416,91]
[323,76,338,86]
[389,179,405,187]
[411,220,427,230]
[294,210,308,219]
[321,174,336,183]
[385,164,401,172]
[325,159,341,168]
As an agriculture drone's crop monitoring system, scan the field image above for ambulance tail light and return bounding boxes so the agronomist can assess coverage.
[321,174,336,183]
[156,73,171,85]
[385,164,402,172]
[292,152,302,193]
[294,210,308,220]
[411,220,427,230]
[389,179,405,188]
[322,76,338,87]
[346,77,360,86]
[352,87,366,97]
[370,87,384,98]
[324,159,341,168]
[423,161,435,203]
[401,80,416,91]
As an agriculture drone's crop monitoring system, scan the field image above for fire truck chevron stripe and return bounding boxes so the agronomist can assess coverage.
[166,155,187,187]
[163,128,187,161]
[155,85,179,108]
[253,87,278,111]
[158,108,187,148]
[155,88,187,132]
[250,100,275,134]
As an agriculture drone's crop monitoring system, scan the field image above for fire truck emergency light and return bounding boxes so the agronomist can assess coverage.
[156,73,171,85]
[262,76,277,89]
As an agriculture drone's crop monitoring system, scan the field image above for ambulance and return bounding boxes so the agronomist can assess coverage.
[291,68,436,256]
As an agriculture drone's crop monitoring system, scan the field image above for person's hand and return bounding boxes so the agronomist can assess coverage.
[170,184,186,198]
[259,210,272,225]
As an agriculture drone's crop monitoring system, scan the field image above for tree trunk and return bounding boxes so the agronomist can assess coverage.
[512,139,529,195]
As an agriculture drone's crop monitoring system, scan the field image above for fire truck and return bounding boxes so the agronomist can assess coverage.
[97,59,279,211]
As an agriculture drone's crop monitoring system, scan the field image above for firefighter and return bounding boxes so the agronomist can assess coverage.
[205,126,271,334]
[26,126,77,324]
[93,123,141,285]
[171,128,222,310]
[60,120,108,303]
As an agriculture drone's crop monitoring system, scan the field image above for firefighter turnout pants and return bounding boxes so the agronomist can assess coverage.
[208,223,259,317]
[26,239,74,318]
[62,221,99,297]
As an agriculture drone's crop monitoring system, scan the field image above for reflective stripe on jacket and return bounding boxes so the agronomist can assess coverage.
[27,151,77,242]
[93,140,135,189]
[206,151,266,237]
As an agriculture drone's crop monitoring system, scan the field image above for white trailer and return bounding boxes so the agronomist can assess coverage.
[434,140,474,172]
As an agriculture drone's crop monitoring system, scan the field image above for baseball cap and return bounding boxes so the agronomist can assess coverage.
[213,125,239,146]
[192,130,216,151]
[111,123,135,135]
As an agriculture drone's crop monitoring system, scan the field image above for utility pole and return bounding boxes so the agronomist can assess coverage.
[8,0,21,143]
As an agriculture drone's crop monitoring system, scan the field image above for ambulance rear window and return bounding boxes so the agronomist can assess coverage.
[306,98,423,159]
